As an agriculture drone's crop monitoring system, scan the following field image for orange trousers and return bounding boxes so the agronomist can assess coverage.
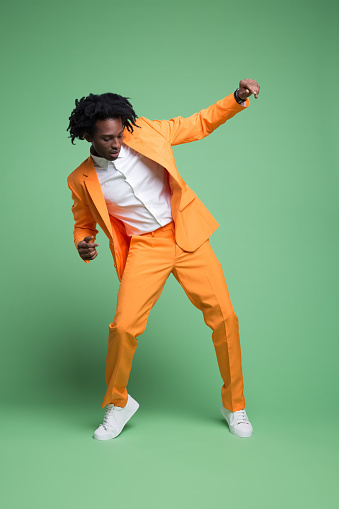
[101,222,246,412]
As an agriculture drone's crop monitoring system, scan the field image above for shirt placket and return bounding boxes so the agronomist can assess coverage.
[119,162,162,226]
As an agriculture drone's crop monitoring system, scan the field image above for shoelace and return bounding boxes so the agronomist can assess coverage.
[234,409,248,424]
[102,405,116,429]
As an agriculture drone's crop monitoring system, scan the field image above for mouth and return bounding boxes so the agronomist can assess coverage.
[109,151,119,158]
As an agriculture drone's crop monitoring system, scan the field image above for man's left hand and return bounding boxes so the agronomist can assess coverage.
[238,79,260,100]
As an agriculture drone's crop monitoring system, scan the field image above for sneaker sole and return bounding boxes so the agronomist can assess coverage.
[229,427,253,438]
[94,399,139,441]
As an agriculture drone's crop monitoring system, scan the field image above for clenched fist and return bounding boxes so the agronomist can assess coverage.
[78,236,99,261]
[238,79,260,100]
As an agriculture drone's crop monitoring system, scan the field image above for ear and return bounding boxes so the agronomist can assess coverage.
[84,132,92,143]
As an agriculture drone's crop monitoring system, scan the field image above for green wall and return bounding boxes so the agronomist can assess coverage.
[1,0,338,507]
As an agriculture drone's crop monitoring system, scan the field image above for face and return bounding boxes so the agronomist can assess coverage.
[85,117,124,161]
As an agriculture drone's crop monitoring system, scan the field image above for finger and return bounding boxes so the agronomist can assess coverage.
[245,85,259,98]
[79,244,99,251]
[239,88,250,99]
[79,245,97,255]
[247,81,260,98]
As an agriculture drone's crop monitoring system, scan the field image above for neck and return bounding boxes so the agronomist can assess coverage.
[90,146,102,158]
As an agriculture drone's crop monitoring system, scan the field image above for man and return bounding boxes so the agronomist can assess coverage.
[67,78,260,440]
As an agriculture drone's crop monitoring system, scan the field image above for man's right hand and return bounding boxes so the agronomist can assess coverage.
[78,236,99,261]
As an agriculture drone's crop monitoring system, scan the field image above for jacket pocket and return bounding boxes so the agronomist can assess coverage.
[179,187,196,211]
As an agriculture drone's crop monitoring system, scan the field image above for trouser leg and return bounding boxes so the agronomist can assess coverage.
[101,227,175,408]
[172,240,245,412]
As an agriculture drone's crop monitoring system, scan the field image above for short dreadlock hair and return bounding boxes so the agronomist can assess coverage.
[67,92,139,144]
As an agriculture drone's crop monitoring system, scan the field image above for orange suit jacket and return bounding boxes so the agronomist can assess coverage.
[67,93,249,280]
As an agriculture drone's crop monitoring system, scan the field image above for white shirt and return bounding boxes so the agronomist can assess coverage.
[92,144,173,236]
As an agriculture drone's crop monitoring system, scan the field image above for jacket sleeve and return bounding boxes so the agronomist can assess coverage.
[147,93,249,146]
[67,179,99,263]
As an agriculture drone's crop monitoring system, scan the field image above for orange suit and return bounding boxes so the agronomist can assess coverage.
[67,93,249,411]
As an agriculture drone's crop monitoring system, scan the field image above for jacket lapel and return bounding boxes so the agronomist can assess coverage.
[123,119,184,187]
[82,157,113,240]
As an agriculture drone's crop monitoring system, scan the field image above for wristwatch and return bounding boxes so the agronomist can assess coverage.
[234,89,246,104]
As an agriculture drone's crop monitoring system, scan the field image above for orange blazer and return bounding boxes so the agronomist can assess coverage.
[67,93,249,280]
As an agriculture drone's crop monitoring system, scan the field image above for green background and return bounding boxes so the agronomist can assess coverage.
[1,0,338,507]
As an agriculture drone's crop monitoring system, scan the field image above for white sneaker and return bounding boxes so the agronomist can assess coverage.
[221,406,253,438]
[94,395,139,440]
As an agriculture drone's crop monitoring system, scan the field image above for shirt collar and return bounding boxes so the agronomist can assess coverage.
[91,144,126,170]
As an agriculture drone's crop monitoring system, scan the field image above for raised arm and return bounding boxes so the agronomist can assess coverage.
[148,79,260,146]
